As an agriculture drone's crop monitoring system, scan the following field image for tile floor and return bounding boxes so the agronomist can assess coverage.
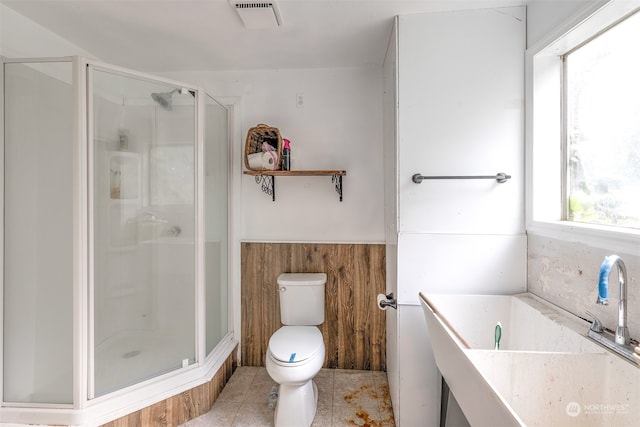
[180,367,395,427]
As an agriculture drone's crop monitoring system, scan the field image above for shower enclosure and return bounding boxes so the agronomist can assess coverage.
[1,57,232,424]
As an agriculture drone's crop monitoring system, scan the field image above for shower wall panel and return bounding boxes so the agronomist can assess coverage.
[3,61,74,404]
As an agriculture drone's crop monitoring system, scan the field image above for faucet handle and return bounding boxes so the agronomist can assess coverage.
[585,310,603,333]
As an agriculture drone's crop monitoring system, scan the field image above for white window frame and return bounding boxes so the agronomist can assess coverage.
[526,0,640,254]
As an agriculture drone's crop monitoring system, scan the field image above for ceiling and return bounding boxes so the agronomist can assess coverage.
[1,0,526,73]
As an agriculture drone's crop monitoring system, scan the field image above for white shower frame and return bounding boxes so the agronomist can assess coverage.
[0,56,237,426]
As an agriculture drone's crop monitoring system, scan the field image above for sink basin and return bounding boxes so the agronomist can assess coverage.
[423,293,604,353]
[420,292,640,427]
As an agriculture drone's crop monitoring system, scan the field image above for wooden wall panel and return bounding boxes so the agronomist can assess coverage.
[100,349,236,427]
[241,243,386,371]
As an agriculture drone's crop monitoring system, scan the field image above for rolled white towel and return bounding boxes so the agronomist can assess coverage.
[633,345,640,365]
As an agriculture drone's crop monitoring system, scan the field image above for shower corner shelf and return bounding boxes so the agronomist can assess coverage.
[243,170,346,202]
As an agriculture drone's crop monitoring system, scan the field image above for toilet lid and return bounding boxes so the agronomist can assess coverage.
[269,326,323,363]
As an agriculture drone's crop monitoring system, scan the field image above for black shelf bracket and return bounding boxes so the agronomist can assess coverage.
[253,174,275,201]
[248,171,345,202]
[332,175,343,202]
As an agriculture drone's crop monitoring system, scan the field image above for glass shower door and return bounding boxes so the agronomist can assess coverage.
[89,66,196,397]
[204,94,229,355]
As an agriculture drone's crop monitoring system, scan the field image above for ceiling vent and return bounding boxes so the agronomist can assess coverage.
[232,1,282,29]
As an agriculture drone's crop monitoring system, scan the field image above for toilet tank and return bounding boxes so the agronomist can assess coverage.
[277,273,326,325]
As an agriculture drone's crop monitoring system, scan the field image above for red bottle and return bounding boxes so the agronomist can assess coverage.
[282,138,291,170]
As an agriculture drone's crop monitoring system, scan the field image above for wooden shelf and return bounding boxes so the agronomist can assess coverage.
[243,169,346,201]
[243,169,346,177]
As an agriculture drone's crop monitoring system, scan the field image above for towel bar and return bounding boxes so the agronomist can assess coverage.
[412,172,511,184]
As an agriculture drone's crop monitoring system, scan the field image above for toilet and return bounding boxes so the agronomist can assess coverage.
[266,272,327,427]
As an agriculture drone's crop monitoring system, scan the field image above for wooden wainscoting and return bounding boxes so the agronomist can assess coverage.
[241,242,386,371]
[100,350,236,427]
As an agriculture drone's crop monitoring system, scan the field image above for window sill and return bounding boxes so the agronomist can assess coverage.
[526,220,640,255]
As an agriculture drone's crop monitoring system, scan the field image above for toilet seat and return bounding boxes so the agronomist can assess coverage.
[268,326,323,364]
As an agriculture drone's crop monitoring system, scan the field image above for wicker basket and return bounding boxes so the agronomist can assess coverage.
[244,124,283,170]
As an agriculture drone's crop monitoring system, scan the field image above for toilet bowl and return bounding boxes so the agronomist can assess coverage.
[266,326,325,426]
[266,273,327,427]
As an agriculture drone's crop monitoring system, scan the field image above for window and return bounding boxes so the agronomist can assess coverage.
[527,0,640,252]
[565,11,640,229]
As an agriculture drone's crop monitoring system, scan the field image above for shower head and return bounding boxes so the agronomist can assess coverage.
[151,89,179,111]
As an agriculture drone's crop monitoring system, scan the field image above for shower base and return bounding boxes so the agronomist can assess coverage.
[94,330,194,397]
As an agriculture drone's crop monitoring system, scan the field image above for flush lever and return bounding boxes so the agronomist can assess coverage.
[585,310,603,333]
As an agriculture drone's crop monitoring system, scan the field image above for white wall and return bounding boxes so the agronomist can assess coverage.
[397,8,525,237]
[164,67,386,243]
[0,3,95,58]
[387,7,527,426]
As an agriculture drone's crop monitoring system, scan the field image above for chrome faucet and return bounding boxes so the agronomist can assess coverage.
[586,254,636,364]
[596,255,629,345]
